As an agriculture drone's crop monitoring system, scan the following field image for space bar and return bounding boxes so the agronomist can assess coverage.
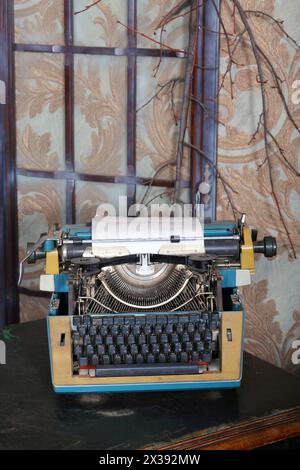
[95,363,199,377]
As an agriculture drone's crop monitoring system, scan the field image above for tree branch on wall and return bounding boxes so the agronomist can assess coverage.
[75,0,300,258]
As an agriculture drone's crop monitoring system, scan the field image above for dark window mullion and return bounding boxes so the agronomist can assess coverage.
[14,43,179,58]
[0,0,19,325]
[64,0,76,224]
[126,0,137,208]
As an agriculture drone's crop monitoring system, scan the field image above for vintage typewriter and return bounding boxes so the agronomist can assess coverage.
[20,213,276,393]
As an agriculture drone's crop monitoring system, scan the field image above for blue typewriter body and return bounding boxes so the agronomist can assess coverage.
[22,218,276,393]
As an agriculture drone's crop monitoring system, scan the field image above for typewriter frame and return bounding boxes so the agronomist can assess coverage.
[44,221,247,393]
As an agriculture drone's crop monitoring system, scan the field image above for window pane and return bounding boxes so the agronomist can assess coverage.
[74,55,127,176]
[18,175,66,290]
[14,0,64,45]
[76,181,127,223]
[136,185,190,207]
[137,0,189,50]
[136,57,190,183]
[15,52,65,171]
[73,0,127,47]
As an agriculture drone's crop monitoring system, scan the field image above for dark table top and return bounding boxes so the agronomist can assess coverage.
[0,319,300,450]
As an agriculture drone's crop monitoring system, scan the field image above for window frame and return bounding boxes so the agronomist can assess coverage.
[0,0,220,325]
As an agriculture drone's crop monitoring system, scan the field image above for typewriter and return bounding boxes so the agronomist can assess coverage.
[20,212,276,393]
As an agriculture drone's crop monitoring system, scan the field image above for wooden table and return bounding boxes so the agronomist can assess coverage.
[0,319,299,450]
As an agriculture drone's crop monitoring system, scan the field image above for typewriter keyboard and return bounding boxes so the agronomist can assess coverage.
[71,312,220,377]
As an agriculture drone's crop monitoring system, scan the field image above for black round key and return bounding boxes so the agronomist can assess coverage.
[182,332,189,343]
[150,343,160,355]
[97,344,105,355]
[187,323,195,334]
[132,325,141,336]
[195,341,204,352]
[160,333,168,343]
[127,334,135,345]
[86,344,94,356]
[125,354,133,364]
[83,315,90,325]
[154,324,162,335]
[121,325,130,335]
[162,343,171,355]
[138,334,146,345]
[165,324,173,335]
[179,352,188,363]
[91,354,99,366]
[78,325,86,337]
[94,335,102,345]
[102,354,110,365]
[72,332,80,344]
[184,342,193,353]
[130,344,138,355]
[136,354,144,364]
[158,353,166,363]
[108,344,116,356]
[83,334,91,346]
[143,325,152,335]
[175,323,184,334]
[116,334,124,345]
[100,325,108,336]
[211,312,219,322]
[105,335,113,345]
[202,312,209,321]
[204,330,212,342]
[171,333,179,343]
[73,316,81,326]
[179,315,189,324]
[191,352,200,362]
[114,354,122,365]
[147,354,155,363]
[124,316,135,326]
[193,332,201,343]
[173,342,182,353]
[73,344,82,357]
[141,344,149,355]
[103,317,114,326]
[202,351,212,363]
[110,325,119,336]
[149,334,157,344]
[119,345,128,355]
[169,353,177,363]
[88,325,97,336]
[146,316,156,325]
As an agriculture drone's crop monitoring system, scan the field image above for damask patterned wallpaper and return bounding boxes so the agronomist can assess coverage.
[14,1,300,376]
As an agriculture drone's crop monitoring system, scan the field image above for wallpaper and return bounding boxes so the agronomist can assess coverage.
[14,1,300,376]
[217,0,300,375]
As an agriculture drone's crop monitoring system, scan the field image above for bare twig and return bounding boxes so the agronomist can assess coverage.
[74,0,103,15]
[139,160,176,206]
[117,20,186,54]
[232,0,297,258]
[245,10,300,50]
[136,78,184,117]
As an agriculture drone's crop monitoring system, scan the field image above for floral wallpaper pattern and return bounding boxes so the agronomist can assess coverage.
[14,1,300,376]
[218,0,300,376]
